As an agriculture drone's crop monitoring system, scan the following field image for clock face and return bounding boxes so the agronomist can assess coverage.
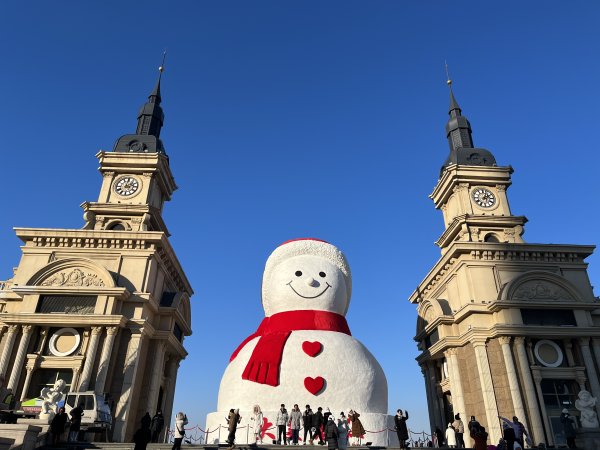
[114,176,140,197]
[472,188,496,208]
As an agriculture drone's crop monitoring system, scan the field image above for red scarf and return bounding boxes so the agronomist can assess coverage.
[230,310,351,387]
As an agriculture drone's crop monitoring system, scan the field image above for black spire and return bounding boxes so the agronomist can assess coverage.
[113,56,167,154]
[441,79,496,171]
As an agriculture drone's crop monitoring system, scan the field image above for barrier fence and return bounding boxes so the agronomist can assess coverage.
[165,424,434,446]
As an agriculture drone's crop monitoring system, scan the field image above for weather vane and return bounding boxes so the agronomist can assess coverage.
[445,61,452,87]
[159,50,167,74]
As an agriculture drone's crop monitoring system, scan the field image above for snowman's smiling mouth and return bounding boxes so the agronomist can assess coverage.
[287,281,332,299]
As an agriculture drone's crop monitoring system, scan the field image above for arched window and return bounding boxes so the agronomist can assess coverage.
[484,233,500,243]
[108,222,126,231]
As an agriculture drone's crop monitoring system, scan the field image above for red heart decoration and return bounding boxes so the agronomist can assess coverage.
[302,341,322,357]
[304,376,325,395]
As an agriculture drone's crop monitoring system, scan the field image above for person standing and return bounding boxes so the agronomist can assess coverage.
[227,409,242,449]
[470,425,488,450]
[313,407,325,445]
[133,425,151,450]
[141,412,151,430]
[337,413,349,450]
[560,409,577,449]
[252,404,264,445]
[303,405,313,445]
[325,416,339,450]
[499,416,530,448]
[276,404,289,445]
[434,427,444,448]
[290,404,302,445]
[50,407,68,444]
[452,414,464,448]
[172,412,188,450]
[501,421,516,450]
[445,423,456,448]
[394,409,409,449]
[348,410,365,446]
[68,403,84,442]
[150,411,165,443]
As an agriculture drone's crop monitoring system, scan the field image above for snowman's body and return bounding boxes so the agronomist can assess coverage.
[205,240,393,446]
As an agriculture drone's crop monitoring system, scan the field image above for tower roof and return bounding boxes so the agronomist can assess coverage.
[441,82,496,172]
[113,60,167,155]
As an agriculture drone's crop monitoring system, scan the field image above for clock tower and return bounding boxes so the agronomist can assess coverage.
[0,68,193,443]
[430,87,527,252]
[410,84,599,447]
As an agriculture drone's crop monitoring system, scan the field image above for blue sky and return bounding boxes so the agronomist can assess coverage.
[1,1,599,439]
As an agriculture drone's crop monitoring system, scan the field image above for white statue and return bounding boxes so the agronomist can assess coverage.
[39,379,66,422]
[575,389,599,428]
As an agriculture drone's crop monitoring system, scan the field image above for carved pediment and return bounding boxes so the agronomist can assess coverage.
[40,268,105,287]
[512,281,573,301]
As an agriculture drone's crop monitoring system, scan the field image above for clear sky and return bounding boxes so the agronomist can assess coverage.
[1,0,599,441]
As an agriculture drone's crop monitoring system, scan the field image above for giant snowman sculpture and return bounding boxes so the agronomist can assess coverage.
[205,239,391,445]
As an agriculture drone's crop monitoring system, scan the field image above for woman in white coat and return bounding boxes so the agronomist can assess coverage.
[172,412,188,450]
[251,405,263,445]
[445,423,457,448]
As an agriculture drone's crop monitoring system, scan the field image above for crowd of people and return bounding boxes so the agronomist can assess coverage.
[222,404,379,450]
[434,414,532,450]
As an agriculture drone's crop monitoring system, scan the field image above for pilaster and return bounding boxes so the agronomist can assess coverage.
[514,337,544,446]
[79,326,103,391]
[578,337,600,418]
[95,326,118,393]
[0,325,19,377]
[471,339,501,443]
[146,340,166,414]
[498,337,527,431]
[444,348,466,424]
[8,325,34,391]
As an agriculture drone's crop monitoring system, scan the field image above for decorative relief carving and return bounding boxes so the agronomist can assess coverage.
[512,281,572,301]
[91,327,103,336]
[106,326,118,336]
[498,336,511,345]
[495,184,506,192]
[41,268,105,287]
[102,171,115,179]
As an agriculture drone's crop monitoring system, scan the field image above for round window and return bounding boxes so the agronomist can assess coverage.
[49,328,81,357]
[534,339,564,368]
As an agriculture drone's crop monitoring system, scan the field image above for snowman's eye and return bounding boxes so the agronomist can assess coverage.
[295,271,302,277]
[319,272,326,278]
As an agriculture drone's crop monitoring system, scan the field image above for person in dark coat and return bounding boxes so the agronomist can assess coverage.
[502,420,516,450]
[303,406,314,445]
[325,416,339,450]
[141,412,151,430]
[434,427,444,448]
[394,409,409,449]
[150,411,165,443]
[68,404,84,442]
[312,407,324,445]
[133,426,152,450]
[227,408,242,448]
[470,426,488,450]
[50,407,68,444]
[560,409,576,449]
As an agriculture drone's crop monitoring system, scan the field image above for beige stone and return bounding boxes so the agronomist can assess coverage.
[0,151,193,442]
[411,162,600,447]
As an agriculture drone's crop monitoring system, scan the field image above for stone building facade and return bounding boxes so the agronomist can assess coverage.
[0,72,192,442]
[410,88,599,447]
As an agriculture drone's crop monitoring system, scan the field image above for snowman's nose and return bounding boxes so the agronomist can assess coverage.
[305,277,320,287]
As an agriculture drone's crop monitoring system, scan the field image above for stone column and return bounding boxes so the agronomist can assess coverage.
[578,338,600,418]
[472,339,501,444]
[564,339,575,367]
[95,326,118,393]
[8,325,34,391]
[498,337,527,428]
[78,326,103,391]
[592,338,600,373]
[146,340,166,414]
[421,364,438,434]
[72,366,81,392]
[162,356,181,443]
[20,366,35,401]
[0,325,19,377]
[532,370,554,447]
[514,337,545,446]
[445,348,467,423]
[113,328,146,442]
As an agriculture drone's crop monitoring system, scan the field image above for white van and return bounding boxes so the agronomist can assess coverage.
[64,391,112,431]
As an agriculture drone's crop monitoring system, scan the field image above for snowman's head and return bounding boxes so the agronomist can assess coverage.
[262,238,352,317]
